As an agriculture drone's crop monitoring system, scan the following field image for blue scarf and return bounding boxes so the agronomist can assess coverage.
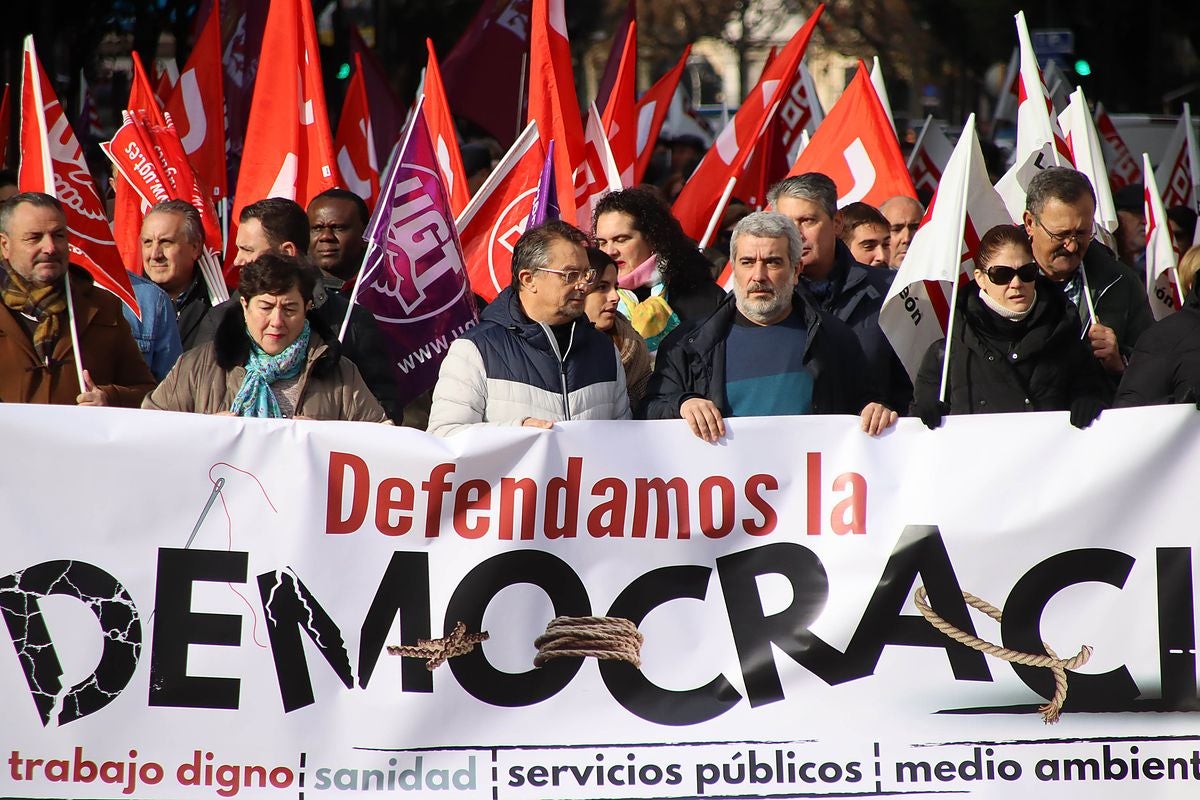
[229,321,311,418]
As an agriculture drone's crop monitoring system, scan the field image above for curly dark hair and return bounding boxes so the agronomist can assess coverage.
[592,188,715,295]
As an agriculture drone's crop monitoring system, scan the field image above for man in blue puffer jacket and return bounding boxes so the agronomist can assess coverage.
[428,220,631,436]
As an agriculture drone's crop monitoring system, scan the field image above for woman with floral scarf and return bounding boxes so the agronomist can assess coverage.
[143,254,388,422]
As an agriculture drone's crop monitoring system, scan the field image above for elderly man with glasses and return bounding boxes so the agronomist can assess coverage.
[428,220,631,436]
[1023,167,1153,378]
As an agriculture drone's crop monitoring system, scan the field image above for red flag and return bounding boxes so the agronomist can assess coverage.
[785,62,916,207]
[527,0,585,224]
[1093,104,1142,192]
[153,60,177,107]
[113,52,169,275]
[441,0,532,148]
[633,45,689,185]
[422,39,470,217]
[206,0,270,188]
[18,37,138,316]
[456,121,544,301]
[167,0,228,199]
[349,26,406,166]
[672,7,824,246]
[333,54,379,210]
[229,0,340,278]
[0,84,10,166]
[600,20,638,187]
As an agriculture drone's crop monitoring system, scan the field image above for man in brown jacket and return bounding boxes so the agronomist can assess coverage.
[0,192,155,406]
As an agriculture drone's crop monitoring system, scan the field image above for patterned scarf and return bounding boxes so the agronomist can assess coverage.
[0,265,66,365]
[229,321,312,418]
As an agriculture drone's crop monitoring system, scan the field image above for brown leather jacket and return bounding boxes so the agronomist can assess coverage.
[142,309,389,422]
[0,268,155,406]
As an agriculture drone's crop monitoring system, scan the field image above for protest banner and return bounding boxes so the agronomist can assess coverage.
[2,404,1200,799]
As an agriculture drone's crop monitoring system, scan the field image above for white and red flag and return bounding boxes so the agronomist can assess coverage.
[599,20,638,188]
[673,6,824,246]
[576,102,623,228]
[1155,103,1199,245]
[229,0,339,279]
[786,60,916,208]
[166,0,228,199]
[879,114,1011,382]
[1058,86,1118,248]
[633,45,690,185]
[153,59,178,107]
[1143,152,1183,320]
[1093,103,1142,192]
[994,10,1074,222]
[18,37,138,316]
[422,39,470,217]
[870,56,896,133]
[456,121,545,301]
[527,0,586,224]
[333,53,380,210]
[907,114,955,199]
[992,47,1019,127]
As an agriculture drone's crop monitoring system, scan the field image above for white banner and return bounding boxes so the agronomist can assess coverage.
[2,405,1200,799]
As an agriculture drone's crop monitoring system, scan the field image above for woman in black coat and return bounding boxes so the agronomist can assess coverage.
[912,224,1108,428]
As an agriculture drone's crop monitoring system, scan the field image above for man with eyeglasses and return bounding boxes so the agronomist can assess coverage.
[1023,167,1152,378]
[640,212,897,441]
[428,219,631,435]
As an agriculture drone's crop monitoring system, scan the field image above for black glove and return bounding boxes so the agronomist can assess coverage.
[1069,396,1105,429]
[915,400,950,430]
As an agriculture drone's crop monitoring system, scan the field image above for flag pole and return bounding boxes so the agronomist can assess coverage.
[340,97,424,343]
[698,176,737,251]
[515,52,529,143]
[63,270,87,392]
[937,115,978,404]
[908,115,934,169]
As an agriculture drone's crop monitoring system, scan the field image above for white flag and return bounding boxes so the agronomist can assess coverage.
[907,115,955,199]
[1058,86,1118,246]
[870,56,896,133]
[1154,102,1199,233]
[880,115,1012,381]
[1143,152,1183,320]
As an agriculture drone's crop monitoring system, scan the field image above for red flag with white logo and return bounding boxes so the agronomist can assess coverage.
[333,54,379,210]
[527,0,585,224]
[166,0,228,200]
[456,121,544,301]
[673,7,824,246]
[422,39,470,217]
[786,61,917,207]
[577,103,624,227]
[112,52,168,277]
[879,115,1011,383]
[18,37,138,316]
[229,0,340,280]
[1144,152,1183,320]
[633,45,690,185]
[600,20,638,188]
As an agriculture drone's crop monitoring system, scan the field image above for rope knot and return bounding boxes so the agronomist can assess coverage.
[534,616,643,668]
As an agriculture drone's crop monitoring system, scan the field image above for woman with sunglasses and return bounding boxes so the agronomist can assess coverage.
[912,224,1108,429]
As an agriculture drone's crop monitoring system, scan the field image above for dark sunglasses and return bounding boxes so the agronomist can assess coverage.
[983,262,1040,285]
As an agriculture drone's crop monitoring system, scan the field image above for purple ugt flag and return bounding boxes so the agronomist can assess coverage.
[526,139,560,228]
[348,101,480,407]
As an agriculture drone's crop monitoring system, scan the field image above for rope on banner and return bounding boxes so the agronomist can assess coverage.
[533,616,643,668]
[914,586,1093,724]
[387,621,489,671]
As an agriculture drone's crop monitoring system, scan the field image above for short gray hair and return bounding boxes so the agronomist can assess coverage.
[767,173,838,218]
[1025,167,1096,218]
[730,211,805,270]
[145,199,205,246]
[0,192,64,234]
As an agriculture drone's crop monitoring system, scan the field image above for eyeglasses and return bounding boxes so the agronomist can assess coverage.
[537,266,597,286]
[983,262,1040,285]
[1033,216,1094,246]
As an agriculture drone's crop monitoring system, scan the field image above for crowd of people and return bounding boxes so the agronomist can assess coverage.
[1,162,1198,438]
